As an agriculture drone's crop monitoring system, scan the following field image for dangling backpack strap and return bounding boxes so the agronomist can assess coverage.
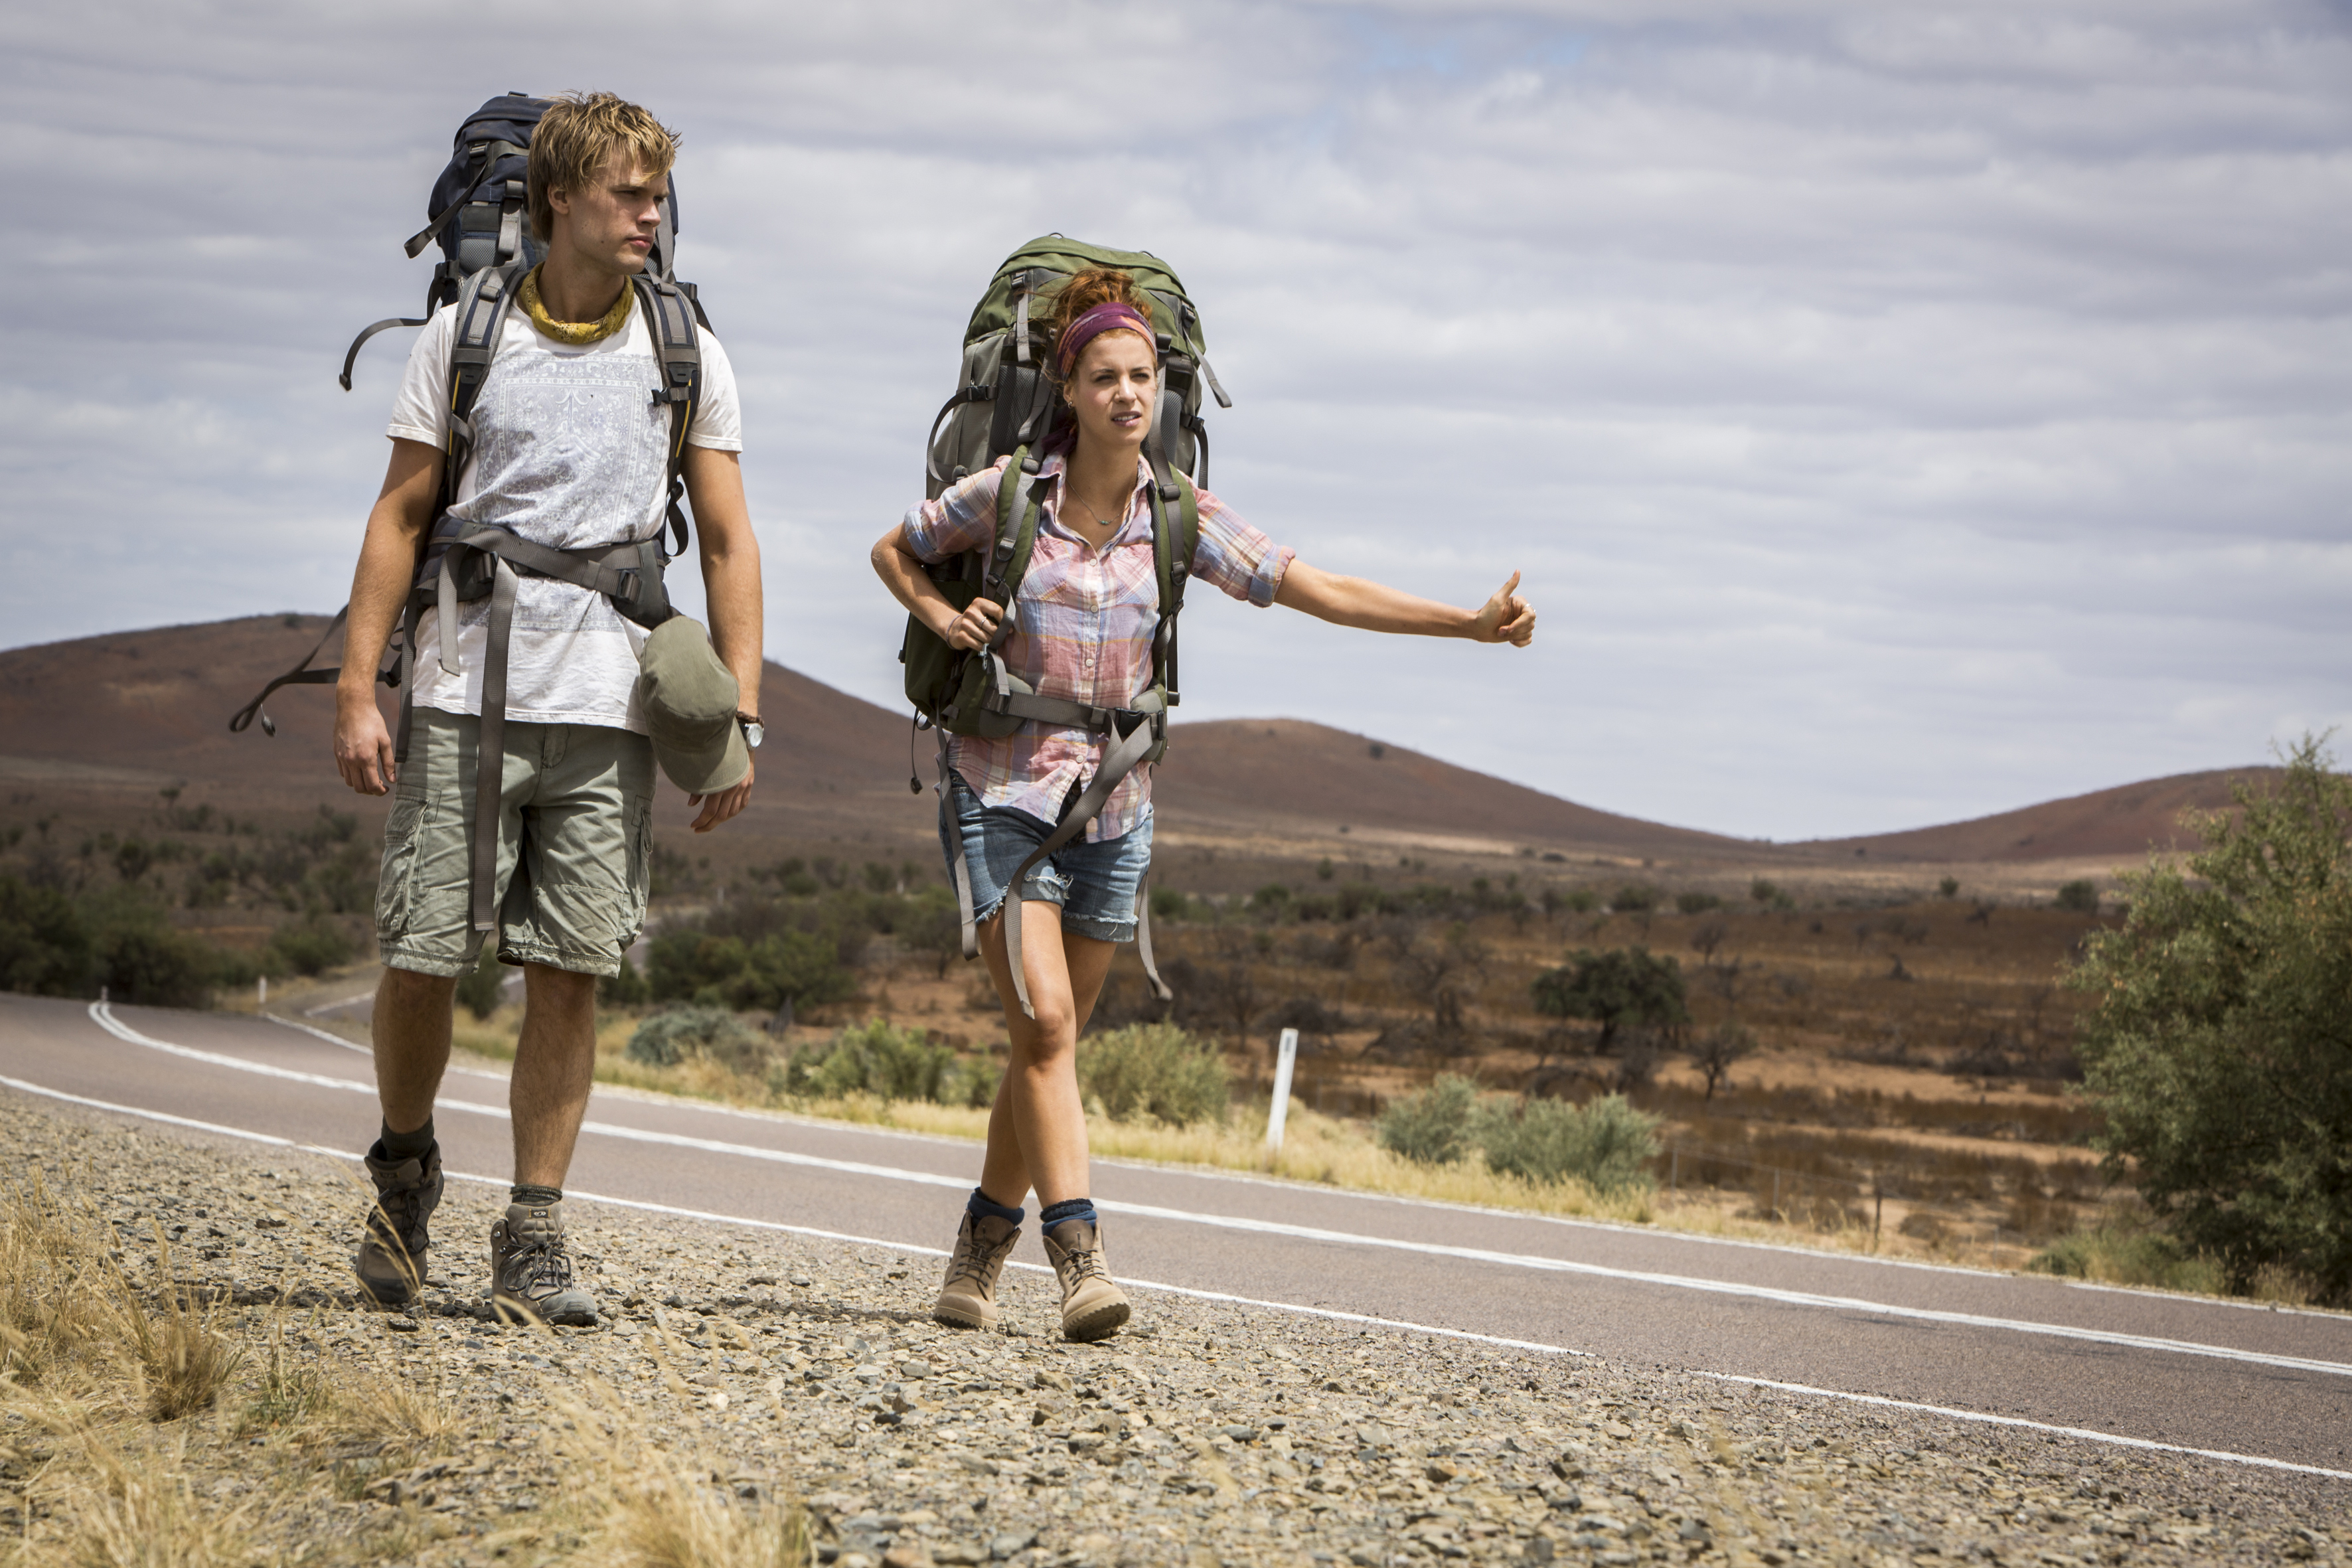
[936,449,1050,965]
[222,262,524,742]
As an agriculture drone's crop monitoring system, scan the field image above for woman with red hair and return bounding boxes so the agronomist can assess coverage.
[872,268,1535,1342]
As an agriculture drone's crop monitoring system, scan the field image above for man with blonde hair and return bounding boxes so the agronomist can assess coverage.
[332,92,761,1324]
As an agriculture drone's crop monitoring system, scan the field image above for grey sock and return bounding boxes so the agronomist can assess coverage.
[510,1184,562,1208]
[380,1119,435,1160]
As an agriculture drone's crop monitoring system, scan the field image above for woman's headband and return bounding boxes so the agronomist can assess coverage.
[1056,301,1155,377]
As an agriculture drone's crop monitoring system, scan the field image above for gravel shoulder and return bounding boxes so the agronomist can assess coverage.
[3,1089,2345,1567]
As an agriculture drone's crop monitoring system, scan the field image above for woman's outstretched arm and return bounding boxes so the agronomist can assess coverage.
[1275,563,1535,647]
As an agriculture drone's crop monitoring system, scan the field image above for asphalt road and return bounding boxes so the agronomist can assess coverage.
[5,990,2347,1480]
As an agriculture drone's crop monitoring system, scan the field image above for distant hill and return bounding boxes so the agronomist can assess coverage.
[1806,770,2266,864]
[0,616,2269,866]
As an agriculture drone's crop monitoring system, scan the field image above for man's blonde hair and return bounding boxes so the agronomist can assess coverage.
[528,92,680,243]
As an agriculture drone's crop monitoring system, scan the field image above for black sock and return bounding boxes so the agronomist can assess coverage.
[510,1183,562,1208]
[380,1118,435,1160]
[1039,1198,1097,1237]
[967,1187,1025,1226]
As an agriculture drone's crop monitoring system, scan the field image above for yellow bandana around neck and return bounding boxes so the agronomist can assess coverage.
[518,266,636,346]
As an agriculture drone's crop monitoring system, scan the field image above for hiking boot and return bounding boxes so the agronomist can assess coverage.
[355,1140,443,1307]
[489,1199,597,1326]
[934,1212,1022,1331]
[1042,1218,1130,1343]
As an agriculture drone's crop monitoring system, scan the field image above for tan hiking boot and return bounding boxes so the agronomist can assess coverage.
[489,1199,597,1326]
[1042,1218,1130,1342]
[354,1140,442,1307]
[934,1212,1022,1330]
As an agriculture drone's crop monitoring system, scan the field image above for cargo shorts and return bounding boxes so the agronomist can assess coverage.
[374,709,654,979]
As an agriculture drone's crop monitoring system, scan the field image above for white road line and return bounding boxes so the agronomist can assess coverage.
[262,1012,376,1056]
[74,1004,2352,1382]
[5,1070,2347,1485]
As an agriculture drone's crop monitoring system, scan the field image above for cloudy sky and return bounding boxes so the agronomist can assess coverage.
[4,1,2345,840]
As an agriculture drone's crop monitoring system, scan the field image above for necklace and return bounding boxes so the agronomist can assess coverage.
[1065,486,1127,532]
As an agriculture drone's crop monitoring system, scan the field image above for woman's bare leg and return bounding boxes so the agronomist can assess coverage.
[975,900,1117,1208]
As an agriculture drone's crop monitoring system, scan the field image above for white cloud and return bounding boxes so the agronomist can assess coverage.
[1,0,2345,838]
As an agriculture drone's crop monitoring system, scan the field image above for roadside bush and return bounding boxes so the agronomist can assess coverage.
[647,926,856,1012]
[267,915,354,978]
[599,951,651,1007]
[1376,1074,1480,1165]
[1478,1093,1660,1194]
[2054,878,2099,913]
[627,1005,767,1073]
[1077,1023,1231,1127]
[0,874,90,996]
[2069,736,2352,1302]
[455,946,509,1021]
[779,1018,956,1103]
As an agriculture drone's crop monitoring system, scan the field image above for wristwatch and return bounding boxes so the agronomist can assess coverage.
[736,712,765,749]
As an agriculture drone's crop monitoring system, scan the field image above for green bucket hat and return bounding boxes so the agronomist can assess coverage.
[637,617,749,795]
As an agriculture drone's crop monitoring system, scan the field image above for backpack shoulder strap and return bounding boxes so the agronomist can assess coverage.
[1146,472,1198,704]
[984,448,1048,617]
[633,274,704,558]
[443,259,526,507]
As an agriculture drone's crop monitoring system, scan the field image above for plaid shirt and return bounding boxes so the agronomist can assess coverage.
[902,451,1294,840]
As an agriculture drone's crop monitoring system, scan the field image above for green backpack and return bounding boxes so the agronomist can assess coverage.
[902,236,1230,1012]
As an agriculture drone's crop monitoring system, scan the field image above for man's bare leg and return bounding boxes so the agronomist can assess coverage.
[510,964,600,1188]
[372,966,457,1133]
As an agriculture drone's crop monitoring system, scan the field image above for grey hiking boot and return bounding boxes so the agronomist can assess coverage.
[355,1140,443,1307]
[1042,1219,1130,1343]
[489,1199,597,1326]
[934,1212,1022,1331]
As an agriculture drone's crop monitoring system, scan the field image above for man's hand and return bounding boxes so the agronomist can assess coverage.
[334,692,398,795]
[687,753,753,833]
[1470,570,1536,647]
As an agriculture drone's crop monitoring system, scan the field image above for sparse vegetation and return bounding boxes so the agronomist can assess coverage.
[1478,1093,1661,1194]
[1377,1074,1480,1165]
[1077,1022,1231,1127]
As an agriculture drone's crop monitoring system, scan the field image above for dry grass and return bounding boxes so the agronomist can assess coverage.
[110,1233,245,1423]
[30,1419,257,1568]
[550,1385,809,1568]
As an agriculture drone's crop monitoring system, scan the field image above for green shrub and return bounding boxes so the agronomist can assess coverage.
[1609,884,1658,914]
[267,916,354,978]
[1149,886,1198,923]
[455,945,509,1021]
[780,1018,955,1102]
[647,926,856,1012]
[1376,1074,1480,1165]
[1938,876,1961,899]
[627,1005,767,1073]
[1478,1093,1660,1193]
[1077,1023,1231,1127]
[599,950,651,1007]
[2027,1224,2225,1295]
[1749,878,1779,905]
[1674,892,1721,915]
[2069,737,2352,1302]
[0,874,90,996]
[2055,878,2099,913]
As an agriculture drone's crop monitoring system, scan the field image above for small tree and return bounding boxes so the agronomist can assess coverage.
[1377,1075,1480,1164]
[1689,1020,1757,1101]
[2069,738,2352,1302]
[1938,876,1960,899]
[1530,948,1689,1052]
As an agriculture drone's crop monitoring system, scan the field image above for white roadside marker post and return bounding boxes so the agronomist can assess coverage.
[258,975,268,1008]
[1267,1027,1300,1152]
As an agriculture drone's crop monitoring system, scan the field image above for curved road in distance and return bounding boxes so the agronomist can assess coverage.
[3,991,2347,1480]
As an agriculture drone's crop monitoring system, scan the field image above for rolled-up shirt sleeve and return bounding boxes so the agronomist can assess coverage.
[1189,487,1294,607]
[900,459,1006,564]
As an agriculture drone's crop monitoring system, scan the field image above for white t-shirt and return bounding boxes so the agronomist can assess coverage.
[387,289,742,734]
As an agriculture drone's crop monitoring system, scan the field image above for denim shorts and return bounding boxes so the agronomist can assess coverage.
[939,771,1152,944]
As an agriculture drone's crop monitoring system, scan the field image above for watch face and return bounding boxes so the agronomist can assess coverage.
[744,722,765,749]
